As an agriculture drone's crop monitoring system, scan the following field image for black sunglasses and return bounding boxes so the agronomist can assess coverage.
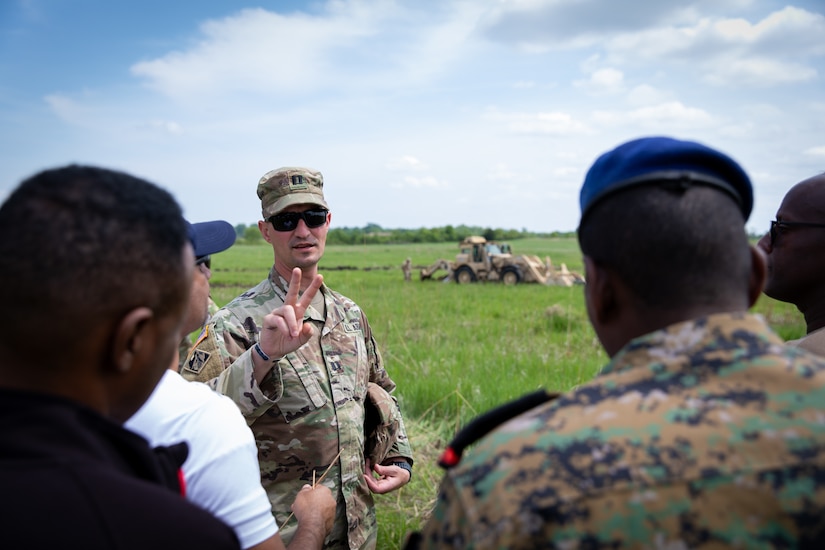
[195,255,211,269]
[268,209,328,232]
[769,220,825,246]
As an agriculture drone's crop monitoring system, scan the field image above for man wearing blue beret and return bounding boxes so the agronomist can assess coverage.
[409,137,825,549]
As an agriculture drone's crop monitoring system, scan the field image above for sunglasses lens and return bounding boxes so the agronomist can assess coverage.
[303,209,328,228]
[270,210,327,231]
[195,255,211,269]
[271,213,299,231]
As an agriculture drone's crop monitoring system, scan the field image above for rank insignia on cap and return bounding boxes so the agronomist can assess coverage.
[290,175,307,189]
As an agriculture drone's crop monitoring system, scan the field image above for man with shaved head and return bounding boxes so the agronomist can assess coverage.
[758,173,825,355]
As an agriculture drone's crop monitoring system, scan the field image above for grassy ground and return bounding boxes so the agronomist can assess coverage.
[207,237,806,549]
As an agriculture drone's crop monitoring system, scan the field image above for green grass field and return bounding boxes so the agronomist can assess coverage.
[207,237,806,548]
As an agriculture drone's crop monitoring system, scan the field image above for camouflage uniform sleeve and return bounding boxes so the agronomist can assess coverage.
[210,349,287,423]
[182,309,283,422]
[363,310,414,464]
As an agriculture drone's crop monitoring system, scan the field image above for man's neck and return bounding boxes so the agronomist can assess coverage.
[271,265,319,293]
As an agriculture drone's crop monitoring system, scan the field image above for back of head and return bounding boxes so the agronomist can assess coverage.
[577,136,754,311]
[0,165,190,366]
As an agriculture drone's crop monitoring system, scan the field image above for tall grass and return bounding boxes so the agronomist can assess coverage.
[207,238,806,548]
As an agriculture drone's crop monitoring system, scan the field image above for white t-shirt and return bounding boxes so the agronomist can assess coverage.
[126,370,277,549]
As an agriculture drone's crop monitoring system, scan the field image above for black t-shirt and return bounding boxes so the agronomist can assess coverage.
[0,389,240,550]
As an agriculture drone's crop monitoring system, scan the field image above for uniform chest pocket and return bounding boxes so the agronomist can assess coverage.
[323,321,370,398]
[271,354,328,423]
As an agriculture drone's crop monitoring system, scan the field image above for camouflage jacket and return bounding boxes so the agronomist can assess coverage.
[413,312,825,549]
[182,269,413,550]
[177,296,219,367]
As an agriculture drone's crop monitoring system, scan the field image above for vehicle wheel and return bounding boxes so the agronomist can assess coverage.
[501,267,521,285]
[455,266,476,284]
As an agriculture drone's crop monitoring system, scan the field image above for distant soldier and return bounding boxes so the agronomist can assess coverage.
[408,137,825,548]
[402,257,412,282]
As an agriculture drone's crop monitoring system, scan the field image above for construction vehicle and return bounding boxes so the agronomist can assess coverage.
[419,236,584,286]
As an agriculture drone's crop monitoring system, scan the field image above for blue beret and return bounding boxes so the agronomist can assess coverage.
[579,136,752,222]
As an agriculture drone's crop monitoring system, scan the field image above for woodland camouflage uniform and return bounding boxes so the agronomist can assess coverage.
[414,312,825,549]
[182,270,412,550]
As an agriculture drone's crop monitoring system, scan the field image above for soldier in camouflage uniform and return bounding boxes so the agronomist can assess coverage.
[182,167,413,550]
[409,137,825,549]
[402,258,412,282]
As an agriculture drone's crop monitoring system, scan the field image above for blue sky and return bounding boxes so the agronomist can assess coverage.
[1,0,823,233]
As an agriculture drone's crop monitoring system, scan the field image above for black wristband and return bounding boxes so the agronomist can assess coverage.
[253,342,272,362]
[391,461,413,481]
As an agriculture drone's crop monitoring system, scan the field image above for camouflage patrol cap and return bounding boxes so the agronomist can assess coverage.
[257,166,329,218]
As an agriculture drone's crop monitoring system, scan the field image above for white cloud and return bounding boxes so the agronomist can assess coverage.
[140,120,185,135]
[483,107,592,136]
[704,58,817,86]
[804,146,825,157]
[129,2,489,103]
[478,0,757,48]
[486,163,518,181]
[606,7,824,86]
[131,8,364,99]
[483,3,824,89]
[386,155,428,170]
[626,84,671,106]
[392,175,447,188]
[3,0,824,234]
[44,94,92,126]
[574,67,624,95]
[592,101,715,129]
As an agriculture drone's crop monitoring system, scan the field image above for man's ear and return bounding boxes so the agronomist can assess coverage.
[747,244,767,308]
[110,307,153,374]
[258,220,271,243]
[583,256,617,326]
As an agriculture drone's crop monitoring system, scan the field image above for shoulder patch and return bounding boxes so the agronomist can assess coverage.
[183,349,211,375]
[180,325,226,382]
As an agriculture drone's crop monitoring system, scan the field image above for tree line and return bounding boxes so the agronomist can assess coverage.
[233,222,575,245]
[234,222,769,246]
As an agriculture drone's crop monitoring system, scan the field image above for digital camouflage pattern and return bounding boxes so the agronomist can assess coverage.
[413,313,825,549]
[182,269,412,550]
